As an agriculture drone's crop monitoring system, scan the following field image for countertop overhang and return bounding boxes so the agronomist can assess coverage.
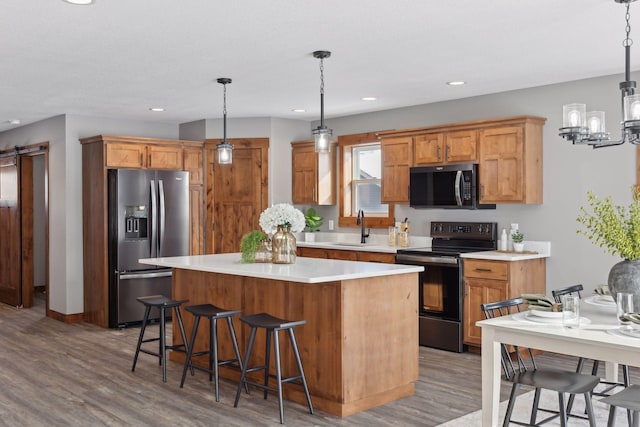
[140,253,423,283]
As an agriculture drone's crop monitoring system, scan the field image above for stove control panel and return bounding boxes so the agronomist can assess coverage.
[430,221,497,240]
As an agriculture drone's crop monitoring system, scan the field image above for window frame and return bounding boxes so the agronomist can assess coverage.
[338,131,395,229]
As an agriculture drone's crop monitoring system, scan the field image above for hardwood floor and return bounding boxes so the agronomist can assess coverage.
[1,302,637,426]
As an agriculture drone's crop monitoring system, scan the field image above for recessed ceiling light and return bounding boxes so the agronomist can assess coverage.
[63,0,95,5]
[149,107,165,112]
[292,109,306,113]
[447,81,466,86]
[8,119,20,125]
[361,97,377,101]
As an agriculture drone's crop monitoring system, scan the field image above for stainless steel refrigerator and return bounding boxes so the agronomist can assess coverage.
[107,169,189,328]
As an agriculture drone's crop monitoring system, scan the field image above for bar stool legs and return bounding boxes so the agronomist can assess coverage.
[179,304,247,401]
[131,295,189,383]
[233,313,313,424]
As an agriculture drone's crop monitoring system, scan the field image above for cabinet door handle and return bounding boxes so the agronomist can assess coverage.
[312,187,316,202]
[474,268,492,272]
[480,184,484,198]
[140,153,143,167]
[445,144,450,161]
[436,145,441,161]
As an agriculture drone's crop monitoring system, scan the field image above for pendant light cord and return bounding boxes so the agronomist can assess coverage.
[223,82,228,142]
[319,57,325,127]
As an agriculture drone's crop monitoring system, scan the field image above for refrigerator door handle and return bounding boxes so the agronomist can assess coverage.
[119,271,172,280]
[158,179,166,257]
[150,180,158,258]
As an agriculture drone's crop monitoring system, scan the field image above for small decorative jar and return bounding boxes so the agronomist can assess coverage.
[254,239,272,263]
[272,225,296,264]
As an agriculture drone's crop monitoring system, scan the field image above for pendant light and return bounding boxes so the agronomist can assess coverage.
[559,0,640,148]
[312,50,333,153]
[216,78,233,164]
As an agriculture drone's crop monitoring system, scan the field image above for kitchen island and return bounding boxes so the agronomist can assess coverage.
[140,253,423,417]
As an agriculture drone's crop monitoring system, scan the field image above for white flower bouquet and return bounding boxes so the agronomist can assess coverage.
[259,203,306,234]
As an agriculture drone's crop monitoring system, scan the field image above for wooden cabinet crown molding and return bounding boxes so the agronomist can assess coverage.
[79,134,202,147]
[377,115,546,140]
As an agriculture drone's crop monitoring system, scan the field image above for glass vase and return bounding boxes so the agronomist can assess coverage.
[272,225,296,264]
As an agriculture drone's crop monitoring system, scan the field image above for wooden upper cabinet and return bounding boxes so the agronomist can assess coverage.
[414,131,477,165]
[478,118,544,204]
[105,142,182,170]
[381,136,412,203]
[445,130,477,163]
[291,140,335,205]
[147,144,182,170]
[105,143,145,168]
[414,134,444,165]
[183,146,204,185]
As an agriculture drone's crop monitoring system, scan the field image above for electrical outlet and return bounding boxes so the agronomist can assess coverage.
[328,220,334,230]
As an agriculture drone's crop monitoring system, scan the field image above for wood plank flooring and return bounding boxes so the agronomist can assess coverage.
[1,301,636,426]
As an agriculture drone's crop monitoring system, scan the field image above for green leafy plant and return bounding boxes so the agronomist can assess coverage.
[240,230,268,263]
[304,208,323,232]
[512,230,524,243]
[576,187,640,261]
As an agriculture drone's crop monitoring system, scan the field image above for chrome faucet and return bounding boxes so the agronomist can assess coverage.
[356,209,370,244]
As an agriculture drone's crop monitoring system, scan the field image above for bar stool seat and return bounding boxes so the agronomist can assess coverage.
[180,303,247,401]
[233,312,313,424]
[131,295,189,383]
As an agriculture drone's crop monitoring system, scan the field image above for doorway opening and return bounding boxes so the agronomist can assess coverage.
[0,143,49,313]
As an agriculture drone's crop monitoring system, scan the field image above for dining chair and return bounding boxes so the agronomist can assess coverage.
[482,297,600,427]
[600,384,640,427]
[552,284,631,422]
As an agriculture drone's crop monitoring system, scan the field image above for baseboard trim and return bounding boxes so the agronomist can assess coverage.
[47,309,84,324]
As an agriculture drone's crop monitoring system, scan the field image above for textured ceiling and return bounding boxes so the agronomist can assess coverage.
[0,0,637,132]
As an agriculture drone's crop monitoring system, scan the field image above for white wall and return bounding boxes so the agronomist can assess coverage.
[313,72,639,294]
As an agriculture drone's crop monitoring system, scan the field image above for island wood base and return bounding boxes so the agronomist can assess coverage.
[170,268,419,417]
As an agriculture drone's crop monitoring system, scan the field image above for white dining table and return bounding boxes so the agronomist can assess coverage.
[478,297,640,427]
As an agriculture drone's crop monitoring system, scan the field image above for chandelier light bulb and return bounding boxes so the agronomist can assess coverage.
[587,111,606,134]
[563,103,586,128]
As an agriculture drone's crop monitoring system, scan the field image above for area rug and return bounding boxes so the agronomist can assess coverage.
[438,388,627,426]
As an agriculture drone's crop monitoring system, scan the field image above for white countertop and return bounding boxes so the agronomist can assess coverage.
[140,253,423,284]
[460,250,548,261]
[460,240,551,261]
[296,231,431,254]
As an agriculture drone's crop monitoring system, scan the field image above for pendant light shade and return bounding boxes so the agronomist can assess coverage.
[216,78,233,164]
[312,50,333,153]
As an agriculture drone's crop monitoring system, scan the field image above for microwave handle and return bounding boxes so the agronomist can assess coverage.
[454,170,462,206]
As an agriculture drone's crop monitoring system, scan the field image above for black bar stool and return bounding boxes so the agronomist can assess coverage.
[233,312,313,424]
[131,295,189,383]
[180,303,247,401]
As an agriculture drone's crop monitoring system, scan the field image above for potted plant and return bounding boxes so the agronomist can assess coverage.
[512,230,525,252]
[240,230,268,263]
[303,208,323,242]
[577,187,640,301]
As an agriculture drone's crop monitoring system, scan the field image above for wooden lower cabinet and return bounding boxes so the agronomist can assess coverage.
[462,257,546,347]
[297,246,395,263]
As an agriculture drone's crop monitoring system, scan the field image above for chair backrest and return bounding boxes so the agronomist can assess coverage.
[551,284,584,303]
[481,297,537,379]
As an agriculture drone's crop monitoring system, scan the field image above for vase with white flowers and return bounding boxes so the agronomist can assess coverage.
[259,203,306,264]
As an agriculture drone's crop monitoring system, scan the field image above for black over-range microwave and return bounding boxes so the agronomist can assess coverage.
[409,163,495,209]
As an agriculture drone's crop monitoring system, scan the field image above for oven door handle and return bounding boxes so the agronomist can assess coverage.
[396,254,459,265]
[454,170,463,206]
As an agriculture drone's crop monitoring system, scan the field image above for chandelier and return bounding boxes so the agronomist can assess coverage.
[560,0,640,148]
[311,50,333,153]
[216,78,233,164]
